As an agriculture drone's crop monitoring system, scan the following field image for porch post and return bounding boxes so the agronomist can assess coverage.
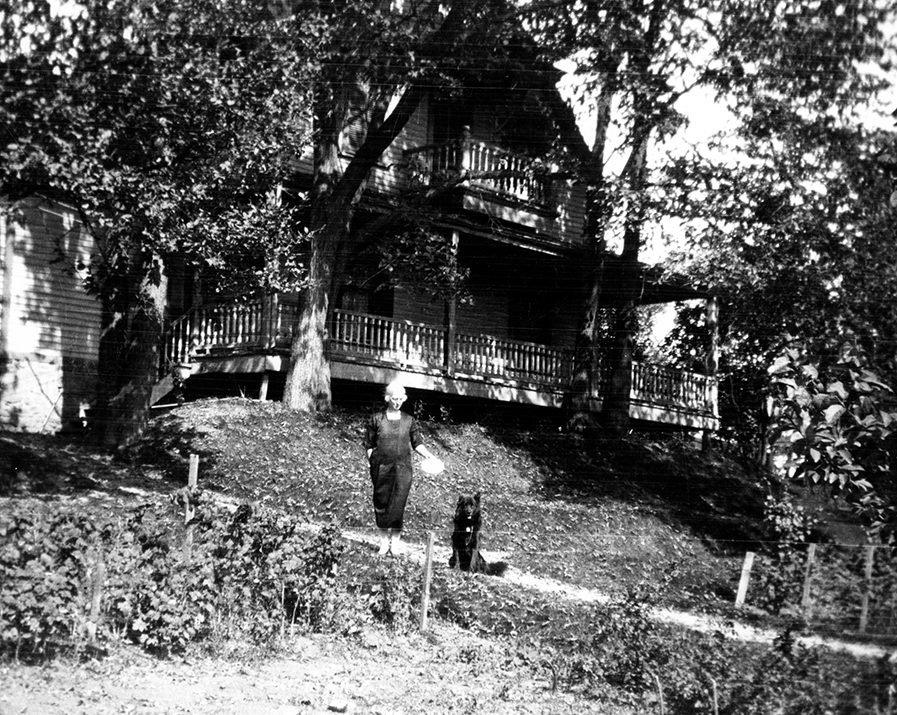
[702,295,719,451]
[443,230,460,376]
[458,125,472,173]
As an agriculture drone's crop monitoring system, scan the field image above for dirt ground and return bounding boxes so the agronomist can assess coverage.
[0,624,637,715]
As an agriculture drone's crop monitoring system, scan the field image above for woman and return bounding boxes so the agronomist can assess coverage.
[364,380,440,555]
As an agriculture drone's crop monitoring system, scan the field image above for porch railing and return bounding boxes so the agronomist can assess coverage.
[161,301,717,418]
[331,310,445,368]
[404,127,552,209]
[160,294,297,375]
[631,361,717,416]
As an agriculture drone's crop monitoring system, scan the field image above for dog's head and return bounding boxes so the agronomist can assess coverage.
[454,492,481,523]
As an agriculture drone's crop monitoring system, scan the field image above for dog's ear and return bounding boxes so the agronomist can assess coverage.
[456,495,465,505]
[474,492,480,503]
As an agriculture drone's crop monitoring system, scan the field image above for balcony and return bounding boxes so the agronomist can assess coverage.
[403,126,555,216]
[159,297,718,430]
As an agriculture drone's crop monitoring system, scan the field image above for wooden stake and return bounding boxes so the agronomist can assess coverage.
[652,670,665,715]
[184,453,199,558]
[800,543,817,617]
[859,545,876,634]
[735,551,755,608]
[188,453,199,490]
[85,556,105,644]
[419,531,435,632]
[710,677,719,715]
[259,372,269,401]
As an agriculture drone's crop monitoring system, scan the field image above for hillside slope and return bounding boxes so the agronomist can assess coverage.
[136,398,768,608]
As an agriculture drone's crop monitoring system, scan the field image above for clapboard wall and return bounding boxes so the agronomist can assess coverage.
[0,197,100,432]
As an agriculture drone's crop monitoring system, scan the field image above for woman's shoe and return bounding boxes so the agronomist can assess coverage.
[377,531,390,556]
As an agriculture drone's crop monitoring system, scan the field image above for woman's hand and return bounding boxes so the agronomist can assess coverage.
[415,445,434,460]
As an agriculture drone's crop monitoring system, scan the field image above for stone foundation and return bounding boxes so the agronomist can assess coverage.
[0,353,98,433]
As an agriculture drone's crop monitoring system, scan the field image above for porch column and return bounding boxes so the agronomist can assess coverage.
[1,210,14,359]
[458,125,472,173]
[702,295,719,451]
[443,230,460,376]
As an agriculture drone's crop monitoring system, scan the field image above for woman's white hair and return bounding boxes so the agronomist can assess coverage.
[384,379,407,400]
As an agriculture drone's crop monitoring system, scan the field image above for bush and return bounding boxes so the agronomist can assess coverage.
[751,496,818,614]
[0,508,99,659]
[0,499,346,659]
[341,547,423,632]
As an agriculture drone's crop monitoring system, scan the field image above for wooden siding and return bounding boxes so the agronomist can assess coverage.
[2,199,99,362]
[1,197,101,432]
[392,285,442,327]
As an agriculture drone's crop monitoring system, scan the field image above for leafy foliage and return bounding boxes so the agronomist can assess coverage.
[1,0,317,441]
[658,2,897,456]
[766,343,897,527]
[751,496,819,615]
[0,499,347,658]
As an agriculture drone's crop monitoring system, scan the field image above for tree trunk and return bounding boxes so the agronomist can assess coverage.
[283,82,347,412]
[595,0,664,435]
[565,72,618,431]
[95,277,130,440]
[100,256,167,448]
[283,221,341,411]
[600,138,649,435]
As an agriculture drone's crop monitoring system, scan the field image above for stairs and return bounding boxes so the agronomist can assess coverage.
[150,374,175,406]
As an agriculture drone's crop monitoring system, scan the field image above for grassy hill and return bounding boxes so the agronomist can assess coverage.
[132,397,769,611]
[3,397,890,713]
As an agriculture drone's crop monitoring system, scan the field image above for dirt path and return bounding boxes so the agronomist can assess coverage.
[338,527,894,662]
[0,624,635,715]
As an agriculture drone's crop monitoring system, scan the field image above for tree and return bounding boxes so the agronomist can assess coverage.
[280,1,505,412]
[1,0,314,444]
[530,0,728,433]
[529,0,895,436]
[657,1,897,457]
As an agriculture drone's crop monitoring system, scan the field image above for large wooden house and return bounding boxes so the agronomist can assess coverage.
[157,78,720,431]
[1,61,719,434]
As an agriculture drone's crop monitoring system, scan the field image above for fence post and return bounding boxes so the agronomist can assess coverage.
[735,551,755,608]
[184,454,199,558]
[859,545,876,634]
[85,555,105,644]
[800,542,817,617]
[419,531,435,632]
[652,670,665,715]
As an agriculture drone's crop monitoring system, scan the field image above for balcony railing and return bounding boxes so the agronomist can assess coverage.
[161,299,716,420]
[404,126,552,210]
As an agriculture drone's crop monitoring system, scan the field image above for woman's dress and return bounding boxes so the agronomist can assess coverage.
[365,411,422,529]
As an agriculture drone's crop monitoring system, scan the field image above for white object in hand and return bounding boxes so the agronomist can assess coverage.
[420,456,444,475]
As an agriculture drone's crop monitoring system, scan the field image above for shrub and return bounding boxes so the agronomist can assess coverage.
[751,496,818,614]
[0,508,99,659]
[342,548,422,632]
[0,499,347,659]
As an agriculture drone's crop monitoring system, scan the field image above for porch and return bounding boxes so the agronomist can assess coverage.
[400,126,584,245]
[158,296,719,430]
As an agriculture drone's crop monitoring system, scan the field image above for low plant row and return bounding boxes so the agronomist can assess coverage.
[432,569,894,714]
[2,496,891,712]
[0,499,421,659]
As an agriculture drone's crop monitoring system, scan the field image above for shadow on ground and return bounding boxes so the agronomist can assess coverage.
[0,426,210,501]
[479,418,770,553]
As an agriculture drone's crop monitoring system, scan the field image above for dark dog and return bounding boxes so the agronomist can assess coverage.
[449,493,506,576]
[449,492,484,572]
